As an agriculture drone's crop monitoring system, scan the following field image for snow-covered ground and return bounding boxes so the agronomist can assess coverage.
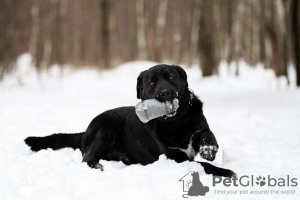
[0,54,299,200]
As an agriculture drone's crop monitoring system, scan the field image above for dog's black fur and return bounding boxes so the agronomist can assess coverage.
[25,64,235,177]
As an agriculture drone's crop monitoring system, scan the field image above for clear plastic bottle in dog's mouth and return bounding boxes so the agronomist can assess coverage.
[135,98,179,123]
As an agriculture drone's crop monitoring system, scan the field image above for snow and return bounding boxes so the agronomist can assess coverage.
[0,54,300,199]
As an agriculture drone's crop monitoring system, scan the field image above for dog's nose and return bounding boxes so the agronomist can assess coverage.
[158,89,172,101]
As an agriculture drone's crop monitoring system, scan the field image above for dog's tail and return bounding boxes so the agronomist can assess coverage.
[24,132,84,152]
[199,162,236,177]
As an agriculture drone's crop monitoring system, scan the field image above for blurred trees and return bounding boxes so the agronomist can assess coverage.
[0,0,31,79]
[0,0,299,86]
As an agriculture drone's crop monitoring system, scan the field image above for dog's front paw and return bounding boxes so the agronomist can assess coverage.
[199,144,218,161]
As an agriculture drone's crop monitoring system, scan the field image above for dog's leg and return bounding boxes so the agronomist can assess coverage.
[198,162,236,177]
[103,150,132,165]
[195,113,219,161]
[82,127,118,171]
[81,111,123,170]
[167,149,191,163]
[198,129,219,161]
[167,150,235,177]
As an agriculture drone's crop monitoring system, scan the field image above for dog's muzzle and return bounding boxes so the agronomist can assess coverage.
[164,99,179,118]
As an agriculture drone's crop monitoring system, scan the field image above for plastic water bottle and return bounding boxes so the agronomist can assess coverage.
[135,98,179,123]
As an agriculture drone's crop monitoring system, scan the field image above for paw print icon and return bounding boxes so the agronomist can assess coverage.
[256,176,266,186]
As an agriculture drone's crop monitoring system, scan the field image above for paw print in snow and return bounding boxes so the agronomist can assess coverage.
[256,176,266,186]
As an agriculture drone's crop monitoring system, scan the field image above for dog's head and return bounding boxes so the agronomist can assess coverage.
[136,64,190,108]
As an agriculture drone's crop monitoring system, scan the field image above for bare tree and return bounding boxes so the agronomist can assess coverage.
[72,0,81,67]
[29,0,39,68]
[136,0,147,60]
[156,0,168,62]
[259,0,266,64]
[198,0,218,76]
[100,0,111,69]
[172,0,181,63]
[188,0,201,66]
[291,0,300,86]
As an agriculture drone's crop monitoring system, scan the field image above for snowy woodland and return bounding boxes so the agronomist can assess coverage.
[1,0,300,200]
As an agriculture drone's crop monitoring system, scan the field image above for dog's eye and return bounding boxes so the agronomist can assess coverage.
[149,81,155,86]
[169,75,174,80]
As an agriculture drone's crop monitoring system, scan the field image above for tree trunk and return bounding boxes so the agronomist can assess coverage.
[136,0,147,60]
[172,0,181,63]
[188,0,201,66]
[29,0,39,68]
[198,0,217,77]
[100,0,111,69]
[291,0,300,86]
[156,0,168,62]
[259,0,266,64]
[73,0,81,67]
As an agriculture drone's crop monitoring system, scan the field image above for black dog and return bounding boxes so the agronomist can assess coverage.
[25,64,235,177]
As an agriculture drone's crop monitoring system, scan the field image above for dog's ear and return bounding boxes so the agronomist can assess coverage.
[174,66,188,87]
[137,71,145,99]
